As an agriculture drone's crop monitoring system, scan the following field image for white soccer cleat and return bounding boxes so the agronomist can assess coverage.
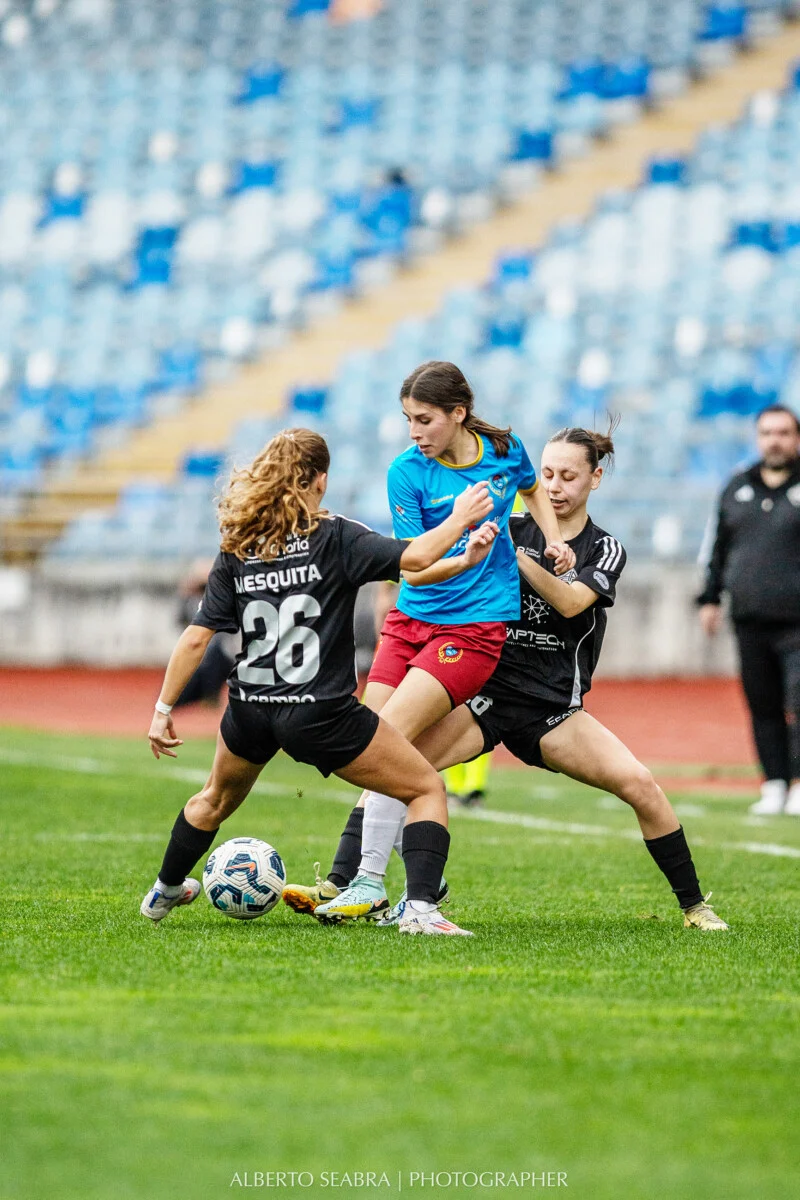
[140,878,201,923]
[749,780,787,816]
[378,879,450,927]
[398,905,473,936]
[783,783,800,816]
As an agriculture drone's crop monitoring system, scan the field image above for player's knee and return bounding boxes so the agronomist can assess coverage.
[618,763,658,808]
[419,769,446,805]
[192,783,236,823]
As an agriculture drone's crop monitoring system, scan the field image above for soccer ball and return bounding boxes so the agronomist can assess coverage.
[203,837,286,920]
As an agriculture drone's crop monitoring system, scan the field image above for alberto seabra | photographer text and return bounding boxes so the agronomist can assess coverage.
[229,1169,569,1188]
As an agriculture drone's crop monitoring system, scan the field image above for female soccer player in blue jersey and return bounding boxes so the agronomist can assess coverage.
[285,361,574,934]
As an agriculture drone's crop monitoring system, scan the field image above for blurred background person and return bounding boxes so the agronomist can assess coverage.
[174,559,238,709]
[698,405,800,815]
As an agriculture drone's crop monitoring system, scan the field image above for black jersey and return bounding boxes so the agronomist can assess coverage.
[483,513,626,709]
[192,515,408,703]
[697,460,800,622]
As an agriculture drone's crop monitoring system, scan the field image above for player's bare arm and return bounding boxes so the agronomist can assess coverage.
[520,484,576,575]
[148,624,215,759]
[515,547,598,618]
[397,481,493,573]
[402,521,499,587]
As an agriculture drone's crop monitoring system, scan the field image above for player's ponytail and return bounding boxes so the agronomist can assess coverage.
[218,428,331,561]
[400,360,514,458]
[547,421,618,473]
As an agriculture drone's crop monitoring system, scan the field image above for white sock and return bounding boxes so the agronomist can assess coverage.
[392,815,406,861]
[786,782,800,807]
[406,899,435,914]
[359,791,408,878]
[361,870,384,883]
[157,879,182,898]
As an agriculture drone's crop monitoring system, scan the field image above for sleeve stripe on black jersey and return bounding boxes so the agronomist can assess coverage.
[597,536,623,572]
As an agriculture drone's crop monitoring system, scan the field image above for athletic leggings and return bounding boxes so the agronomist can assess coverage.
[734,620,800,783]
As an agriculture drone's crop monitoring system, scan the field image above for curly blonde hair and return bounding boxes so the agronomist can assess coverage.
[218,428,331,562]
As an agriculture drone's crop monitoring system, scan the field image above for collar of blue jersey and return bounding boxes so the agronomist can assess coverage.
[434,433,483,469]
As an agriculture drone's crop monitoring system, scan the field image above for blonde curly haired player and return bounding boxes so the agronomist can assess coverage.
[139,428,498,933]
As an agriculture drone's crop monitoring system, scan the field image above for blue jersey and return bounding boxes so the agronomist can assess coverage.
[388,433,538,624]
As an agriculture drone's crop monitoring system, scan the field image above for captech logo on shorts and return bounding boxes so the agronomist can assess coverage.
[437,643,464,665]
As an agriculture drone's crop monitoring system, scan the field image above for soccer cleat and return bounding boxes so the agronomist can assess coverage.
[682,892,730,932]
[397,905,473,936]
[313,873,389,924]
[282,862,340,917]
[378,879,450,926]
[783,784,800,816]
[140,877,201,923]
[749,780,787,816]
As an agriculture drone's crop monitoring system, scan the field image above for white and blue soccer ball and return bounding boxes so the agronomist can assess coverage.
[203,837,286,920]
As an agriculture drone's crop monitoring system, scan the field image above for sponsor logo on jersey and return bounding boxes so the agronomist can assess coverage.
[735,484,755,502]
[523,595,550,624]
[520,547,541,559]
[506,629,565,650]
[437,643,464,665]
[395,504,404,515]
[593,570,609,589]
[281,536,310,557]
[431,494,454,505]
[488,472,509,498]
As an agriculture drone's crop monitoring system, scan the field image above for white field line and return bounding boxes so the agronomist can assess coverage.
[2,747,800,861]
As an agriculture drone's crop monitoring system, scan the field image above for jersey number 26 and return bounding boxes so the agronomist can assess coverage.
[237,596,321,686]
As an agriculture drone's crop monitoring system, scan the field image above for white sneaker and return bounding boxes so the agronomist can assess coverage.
[783,783,800,816]
[749,780,787,816]
[398,904,473,936]
[140,878,201,922]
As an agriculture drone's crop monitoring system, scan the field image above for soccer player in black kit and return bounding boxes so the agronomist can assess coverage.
[295,427,729,931]
[698,403,800,816]
[140,428,497,933]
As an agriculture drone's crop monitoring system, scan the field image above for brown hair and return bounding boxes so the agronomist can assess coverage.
[547,424,617,473]
[756,403,800,434]
[218,428,330,561]
[400,360,514,457]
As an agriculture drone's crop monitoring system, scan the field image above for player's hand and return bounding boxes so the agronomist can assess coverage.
[148,711,184,760]
[545,540,575,575]
[463,521,499,567]
[452,481,493,528]
[699,603,722,637]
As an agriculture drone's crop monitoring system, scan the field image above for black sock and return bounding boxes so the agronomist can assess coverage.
[644,826,703,910]
[402,821,450,904]
[328,805,364,889]
[158,809,218,886]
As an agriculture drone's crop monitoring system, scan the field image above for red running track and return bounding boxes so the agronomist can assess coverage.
[0,669,755,779]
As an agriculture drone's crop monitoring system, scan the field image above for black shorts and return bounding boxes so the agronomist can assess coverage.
[220,695,380,778]
[466,693,581,771]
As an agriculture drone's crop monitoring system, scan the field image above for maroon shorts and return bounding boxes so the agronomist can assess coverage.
[368,608,507,708]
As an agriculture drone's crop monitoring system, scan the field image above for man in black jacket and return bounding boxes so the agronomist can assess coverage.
[698,405,800,815]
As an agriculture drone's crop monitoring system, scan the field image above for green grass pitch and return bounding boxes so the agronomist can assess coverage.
[2,726,799,1200]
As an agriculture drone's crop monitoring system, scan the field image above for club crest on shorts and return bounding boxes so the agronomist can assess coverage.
[437,643,464,665]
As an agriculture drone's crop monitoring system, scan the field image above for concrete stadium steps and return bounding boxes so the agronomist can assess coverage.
[5,23,800,563]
